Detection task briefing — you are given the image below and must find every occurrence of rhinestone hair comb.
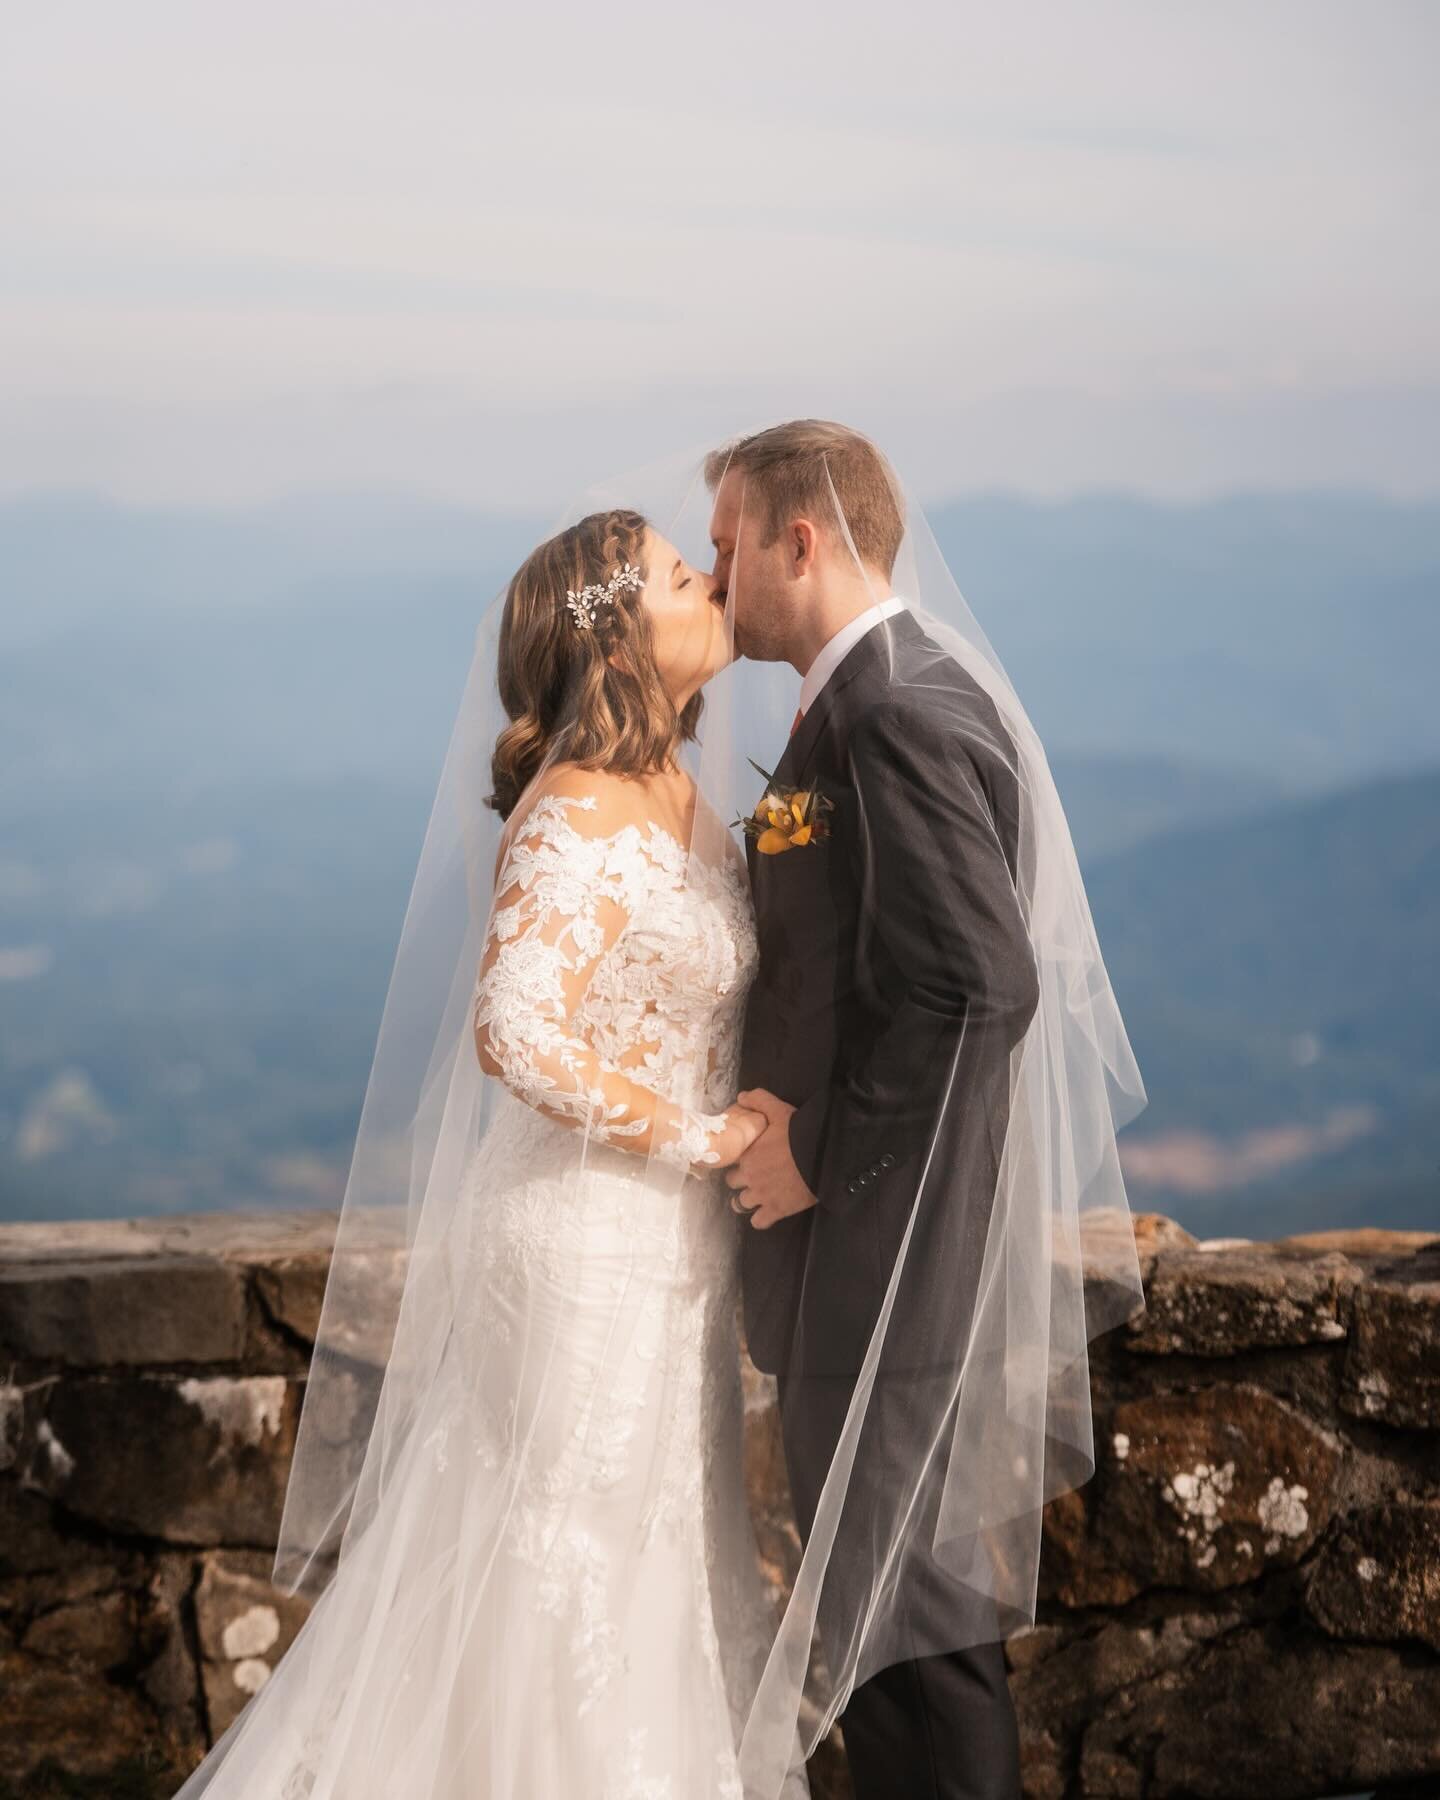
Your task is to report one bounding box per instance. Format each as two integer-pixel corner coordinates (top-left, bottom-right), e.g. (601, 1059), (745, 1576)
(564, 561), (644, 631)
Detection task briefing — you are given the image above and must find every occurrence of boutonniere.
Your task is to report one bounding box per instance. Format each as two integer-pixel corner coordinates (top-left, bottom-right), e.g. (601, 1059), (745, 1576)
(732, 759), (834, 855)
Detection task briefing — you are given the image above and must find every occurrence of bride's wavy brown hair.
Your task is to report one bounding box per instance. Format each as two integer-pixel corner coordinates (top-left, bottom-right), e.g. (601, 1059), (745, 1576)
(488, 509), (704, 819)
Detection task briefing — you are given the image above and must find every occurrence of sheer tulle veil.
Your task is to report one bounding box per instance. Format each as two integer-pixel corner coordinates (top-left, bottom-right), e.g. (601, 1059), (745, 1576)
(264, 421), (1147, 1797)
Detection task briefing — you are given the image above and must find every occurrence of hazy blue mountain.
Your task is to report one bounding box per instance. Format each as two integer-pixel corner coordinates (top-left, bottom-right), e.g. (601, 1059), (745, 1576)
(1, 487), (1436, 1231)
(0, 489), (543, 648)
(927, 490), (1440, 787)
(0, 491), (541, 816)
(1047, 751), (1290, 861)
(3, 489), (1438, 802)
(1084, 765), (1440, 1235)
(0, 773), (428, 1221)
(2, 760), (1434, 1232)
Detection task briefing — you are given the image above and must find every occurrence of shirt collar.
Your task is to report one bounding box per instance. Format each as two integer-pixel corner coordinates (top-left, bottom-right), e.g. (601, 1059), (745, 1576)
(798, 595), (909, 716)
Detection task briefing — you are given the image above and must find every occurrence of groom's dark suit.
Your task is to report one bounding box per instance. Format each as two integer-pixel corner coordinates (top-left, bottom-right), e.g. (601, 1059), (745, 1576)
(739, 607), (1035, 1800)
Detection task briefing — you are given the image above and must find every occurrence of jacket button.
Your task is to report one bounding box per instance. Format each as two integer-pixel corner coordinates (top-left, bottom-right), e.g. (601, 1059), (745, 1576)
(847, 1179), (860, 1194)
(879, 1153), (895, 1169)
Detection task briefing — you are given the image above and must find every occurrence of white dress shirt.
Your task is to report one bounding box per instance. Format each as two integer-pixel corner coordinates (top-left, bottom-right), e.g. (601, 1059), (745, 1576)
(797, 595), (909, 716)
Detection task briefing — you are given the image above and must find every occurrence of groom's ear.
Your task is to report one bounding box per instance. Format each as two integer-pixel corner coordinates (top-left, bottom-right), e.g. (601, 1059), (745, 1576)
(789, 518), (820, 579)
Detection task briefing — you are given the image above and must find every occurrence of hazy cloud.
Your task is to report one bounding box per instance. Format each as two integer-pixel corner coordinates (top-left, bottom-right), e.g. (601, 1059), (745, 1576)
(2, 0), (1436, 504)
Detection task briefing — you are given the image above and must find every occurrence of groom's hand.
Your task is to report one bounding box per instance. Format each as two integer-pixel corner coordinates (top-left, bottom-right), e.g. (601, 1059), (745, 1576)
(724, 1089), (818, 1230)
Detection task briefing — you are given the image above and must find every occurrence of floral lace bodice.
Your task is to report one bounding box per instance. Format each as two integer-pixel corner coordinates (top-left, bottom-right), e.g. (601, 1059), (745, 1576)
(472, 791), (758, 1170)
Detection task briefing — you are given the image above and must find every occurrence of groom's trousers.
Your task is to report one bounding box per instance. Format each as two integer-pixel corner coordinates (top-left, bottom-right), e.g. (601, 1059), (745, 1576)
(775, 1367), (1023, 1800)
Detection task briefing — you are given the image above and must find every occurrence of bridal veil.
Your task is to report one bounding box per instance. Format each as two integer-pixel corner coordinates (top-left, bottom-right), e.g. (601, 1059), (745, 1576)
(266, 423), (1148, 1797)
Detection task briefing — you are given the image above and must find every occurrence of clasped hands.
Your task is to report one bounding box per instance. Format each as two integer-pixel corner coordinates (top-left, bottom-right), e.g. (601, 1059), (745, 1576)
(711, 1089), (818, 1230)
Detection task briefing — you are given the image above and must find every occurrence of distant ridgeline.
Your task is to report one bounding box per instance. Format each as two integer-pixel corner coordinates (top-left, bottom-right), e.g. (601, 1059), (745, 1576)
(2, 763), (1437, 1240)
(3, 489), (1439, 1240)
(0, 1209), (1437, 1799)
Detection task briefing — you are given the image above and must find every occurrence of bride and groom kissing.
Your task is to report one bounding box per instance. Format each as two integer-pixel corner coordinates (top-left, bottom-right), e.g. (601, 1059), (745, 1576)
(176, 417), (1143, 1800)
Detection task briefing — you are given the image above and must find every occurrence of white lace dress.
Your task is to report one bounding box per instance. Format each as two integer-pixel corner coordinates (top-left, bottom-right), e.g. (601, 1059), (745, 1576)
(173, 792), (807, 1800)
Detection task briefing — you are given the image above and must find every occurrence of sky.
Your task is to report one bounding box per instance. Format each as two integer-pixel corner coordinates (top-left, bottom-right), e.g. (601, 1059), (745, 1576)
(2, 0), (1437, 509)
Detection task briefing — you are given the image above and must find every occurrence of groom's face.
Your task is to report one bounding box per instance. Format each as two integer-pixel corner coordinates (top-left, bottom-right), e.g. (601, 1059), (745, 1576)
(708, 470), (792, 664)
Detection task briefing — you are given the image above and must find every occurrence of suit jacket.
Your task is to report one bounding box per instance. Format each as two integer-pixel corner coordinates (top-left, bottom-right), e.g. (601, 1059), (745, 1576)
(739, 608), (1041, 1377)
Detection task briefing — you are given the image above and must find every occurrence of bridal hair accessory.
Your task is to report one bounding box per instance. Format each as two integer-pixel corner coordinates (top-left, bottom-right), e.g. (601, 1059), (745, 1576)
(565, 561), (644, 630)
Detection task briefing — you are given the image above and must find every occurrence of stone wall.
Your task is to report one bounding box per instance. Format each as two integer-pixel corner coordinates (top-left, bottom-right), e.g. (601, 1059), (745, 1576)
(1, 1210), (1437, 1799)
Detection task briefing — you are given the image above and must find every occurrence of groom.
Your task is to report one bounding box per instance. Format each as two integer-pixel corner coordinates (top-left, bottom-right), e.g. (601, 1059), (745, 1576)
(707, 421), (1035, 1800)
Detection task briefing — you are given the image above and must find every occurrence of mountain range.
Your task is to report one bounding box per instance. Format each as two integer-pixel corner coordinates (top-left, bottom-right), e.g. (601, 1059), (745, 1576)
(1, 488), (1435, 1235)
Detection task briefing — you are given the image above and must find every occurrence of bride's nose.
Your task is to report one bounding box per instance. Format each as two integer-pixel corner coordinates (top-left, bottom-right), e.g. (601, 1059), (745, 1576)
(688, 559), (721, 601)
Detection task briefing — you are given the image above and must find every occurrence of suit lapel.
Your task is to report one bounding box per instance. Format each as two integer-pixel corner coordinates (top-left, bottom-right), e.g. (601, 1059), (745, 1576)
(745, 612), (925, 886)
(786, 608), (922, 783)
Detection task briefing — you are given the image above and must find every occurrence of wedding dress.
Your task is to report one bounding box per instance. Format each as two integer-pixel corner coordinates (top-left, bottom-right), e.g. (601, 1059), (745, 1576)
(176, 789), (808, 1800)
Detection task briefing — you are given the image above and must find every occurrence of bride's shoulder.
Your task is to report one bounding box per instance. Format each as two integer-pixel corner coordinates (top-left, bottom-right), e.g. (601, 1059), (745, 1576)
(507, 764), (658, 844)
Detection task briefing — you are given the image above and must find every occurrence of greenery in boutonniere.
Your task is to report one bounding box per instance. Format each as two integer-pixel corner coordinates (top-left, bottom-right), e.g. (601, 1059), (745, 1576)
(732, 759), (834, 855)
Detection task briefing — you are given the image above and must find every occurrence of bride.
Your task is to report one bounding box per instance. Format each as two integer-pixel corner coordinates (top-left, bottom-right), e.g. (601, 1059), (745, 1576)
(172, 504), (809, 1797)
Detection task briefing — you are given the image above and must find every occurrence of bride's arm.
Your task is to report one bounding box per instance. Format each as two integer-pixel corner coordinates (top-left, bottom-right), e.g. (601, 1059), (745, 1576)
(472, 788), (757, 1171)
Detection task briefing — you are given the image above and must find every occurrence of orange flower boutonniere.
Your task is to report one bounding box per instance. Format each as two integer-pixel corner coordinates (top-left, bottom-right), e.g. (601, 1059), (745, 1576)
(733, 759), (834, 855)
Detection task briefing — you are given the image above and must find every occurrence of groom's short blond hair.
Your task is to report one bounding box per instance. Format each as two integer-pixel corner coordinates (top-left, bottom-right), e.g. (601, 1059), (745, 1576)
(704, 419), (905, 578)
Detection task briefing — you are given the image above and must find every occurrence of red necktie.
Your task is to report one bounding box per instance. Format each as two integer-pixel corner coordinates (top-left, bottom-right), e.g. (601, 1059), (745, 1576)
(789, 707), (803, 738)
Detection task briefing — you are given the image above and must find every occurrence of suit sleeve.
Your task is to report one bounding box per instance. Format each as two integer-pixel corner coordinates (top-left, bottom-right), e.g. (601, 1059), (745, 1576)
(786, 698), (1040, 1214)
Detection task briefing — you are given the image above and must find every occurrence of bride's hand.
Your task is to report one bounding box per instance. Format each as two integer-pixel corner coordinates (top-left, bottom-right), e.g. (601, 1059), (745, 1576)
(707, 1105), (768, 1169)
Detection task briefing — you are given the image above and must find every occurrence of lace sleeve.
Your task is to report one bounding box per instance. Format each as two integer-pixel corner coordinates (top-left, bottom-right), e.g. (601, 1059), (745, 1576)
(471, 793), (727, 1171)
